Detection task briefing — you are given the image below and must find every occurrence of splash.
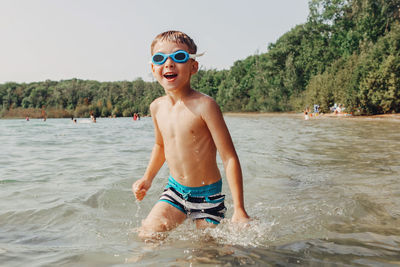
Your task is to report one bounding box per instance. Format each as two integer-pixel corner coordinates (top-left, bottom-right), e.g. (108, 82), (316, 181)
(205, 219), (276, 247)
(166, 218), (276, 247)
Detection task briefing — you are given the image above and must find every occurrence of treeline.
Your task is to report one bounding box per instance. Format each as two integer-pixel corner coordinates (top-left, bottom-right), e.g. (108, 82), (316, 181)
(0, 79), (164, 118)
(1, 0), (399, 118)
(303, 0), (400, 114)
(192, 0), (400, 114)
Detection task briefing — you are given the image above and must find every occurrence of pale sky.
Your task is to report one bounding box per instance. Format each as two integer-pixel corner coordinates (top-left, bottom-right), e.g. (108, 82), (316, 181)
(0, 0), (309, 84)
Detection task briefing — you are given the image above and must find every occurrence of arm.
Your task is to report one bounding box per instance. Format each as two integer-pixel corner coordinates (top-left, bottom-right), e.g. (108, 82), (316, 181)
(202, 99), (250, 222)
(132, 102), (166, 201)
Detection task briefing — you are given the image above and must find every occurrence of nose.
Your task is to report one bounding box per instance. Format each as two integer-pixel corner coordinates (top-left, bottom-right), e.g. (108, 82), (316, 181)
(164, 56), (175, 68)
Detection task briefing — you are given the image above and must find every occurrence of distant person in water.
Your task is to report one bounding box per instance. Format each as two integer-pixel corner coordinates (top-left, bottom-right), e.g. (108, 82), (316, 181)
(313, 104), (320, 116)
(132, 30), (250, 240)
(90, 113), (96, 123)
(133, 113), (138, 121)
(304, 110), (309, 120)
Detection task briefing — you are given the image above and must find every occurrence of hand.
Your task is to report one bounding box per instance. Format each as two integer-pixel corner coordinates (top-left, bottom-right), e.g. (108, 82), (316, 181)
(231, 208), (250, 224)
(132, 178), (152, 201)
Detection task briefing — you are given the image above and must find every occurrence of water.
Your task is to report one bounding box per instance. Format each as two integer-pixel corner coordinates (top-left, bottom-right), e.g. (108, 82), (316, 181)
(1, 115), (400, 266)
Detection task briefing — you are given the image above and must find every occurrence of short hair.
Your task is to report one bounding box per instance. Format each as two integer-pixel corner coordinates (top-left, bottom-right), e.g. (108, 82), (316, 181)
(151, 30), (197, 55)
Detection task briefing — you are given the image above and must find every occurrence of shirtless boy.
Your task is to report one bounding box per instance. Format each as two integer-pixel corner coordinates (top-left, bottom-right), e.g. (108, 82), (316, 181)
(133, 30), (250, 239)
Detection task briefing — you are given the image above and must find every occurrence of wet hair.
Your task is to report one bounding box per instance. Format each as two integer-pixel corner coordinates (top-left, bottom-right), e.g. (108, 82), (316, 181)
(151, 30), (197, 55)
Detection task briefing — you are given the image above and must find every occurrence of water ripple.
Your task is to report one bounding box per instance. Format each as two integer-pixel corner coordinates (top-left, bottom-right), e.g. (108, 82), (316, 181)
(1, 116), (400, 265)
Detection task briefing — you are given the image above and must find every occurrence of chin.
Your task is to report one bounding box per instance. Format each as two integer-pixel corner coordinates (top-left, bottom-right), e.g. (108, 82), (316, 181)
(162, 79), (181, 88)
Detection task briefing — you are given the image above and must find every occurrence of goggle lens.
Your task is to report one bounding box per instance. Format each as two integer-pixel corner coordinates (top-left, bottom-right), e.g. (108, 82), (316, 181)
(173, 51), (187, 61)
(152, 54), (166, 63)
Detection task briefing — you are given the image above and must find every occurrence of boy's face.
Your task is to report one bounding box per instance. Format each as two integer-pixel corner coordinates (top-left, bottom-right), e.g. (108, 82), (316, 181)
(151, 41), (198, 92)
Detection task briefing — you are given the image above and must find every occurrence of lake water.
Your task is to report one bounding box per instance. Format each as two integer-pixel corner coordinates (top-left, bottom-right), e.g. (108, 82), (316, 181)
(1, 115), (400, 266)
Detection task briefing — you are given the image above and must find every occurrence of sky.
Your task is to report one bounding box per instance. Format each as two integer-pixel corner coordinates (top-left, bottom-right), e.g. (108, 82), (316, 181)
(0, 0), (310, 84)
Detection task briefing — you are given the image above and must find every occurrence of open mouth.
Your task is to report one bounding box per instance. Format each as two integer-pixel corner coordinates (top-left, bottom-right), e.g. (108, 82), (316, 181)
(164, 73), (178, 80)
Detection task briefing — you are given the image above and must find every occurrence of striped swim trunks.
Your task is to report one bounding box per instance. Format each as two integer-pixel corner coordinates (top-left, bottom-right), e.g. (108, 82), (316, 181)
(159, 176), (226, 224)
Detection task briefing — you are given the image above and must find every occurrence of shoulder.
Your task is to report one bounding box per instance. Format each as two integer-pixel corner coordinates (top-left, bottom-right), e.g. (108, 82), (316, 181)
(150, 96), (168, 114)
(191, 91), (218, 109)
(201, 93), (220, 111)
(192, 92), (222, 119)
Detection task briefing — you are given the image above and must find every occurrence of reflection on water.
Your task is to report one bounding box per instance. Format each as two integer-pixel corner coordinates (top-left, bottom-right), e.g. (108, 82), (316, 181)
(0, 115), (400, 266)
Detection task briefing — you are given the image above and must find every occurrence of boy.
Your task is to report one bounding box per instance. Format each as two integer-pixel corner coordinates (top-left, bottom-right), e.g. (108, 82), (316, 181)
(133, 30), (249, 239)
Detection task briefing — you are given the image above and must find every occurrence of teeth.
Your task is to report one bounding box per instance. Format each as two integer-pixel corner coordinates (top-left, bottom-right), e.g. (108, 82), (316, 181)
(164, 74), (177, 78)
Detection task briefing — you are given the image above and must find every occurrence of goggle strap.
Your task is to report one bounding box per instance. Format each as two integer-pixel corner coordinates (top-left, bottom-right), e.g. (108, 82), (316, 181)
(189, 52), (205, 59)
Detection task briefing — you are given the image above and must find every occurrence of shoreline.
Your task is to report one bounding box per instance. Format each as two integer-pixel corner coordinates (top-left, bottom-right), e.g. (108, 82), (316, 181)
(224, 112), (400, 121)
(2, 112), (400, 121)
(224, 112), (299, 117)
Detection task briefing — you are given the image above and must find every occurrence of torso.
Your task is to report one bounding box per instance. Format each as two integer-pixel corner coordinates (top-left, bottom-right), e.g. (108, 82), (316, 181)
(153, 91), (221, 187)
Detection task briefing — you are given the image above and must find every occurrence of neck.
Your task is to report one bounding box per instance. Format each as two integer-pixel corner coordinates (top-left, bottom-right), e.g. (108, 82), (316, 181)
(165, 85), (193, 104)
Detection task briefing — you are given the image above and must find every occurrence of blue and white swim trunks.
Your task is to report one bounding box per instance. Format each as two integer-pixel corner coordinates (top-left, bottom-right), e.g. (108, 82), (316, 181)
(159, 176), (226, 224)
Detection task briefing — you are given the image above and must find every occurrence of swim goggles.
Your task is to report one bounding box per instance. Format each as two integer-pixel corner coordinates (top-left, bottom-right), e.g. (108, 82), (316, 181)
(151, 50), (205, 65)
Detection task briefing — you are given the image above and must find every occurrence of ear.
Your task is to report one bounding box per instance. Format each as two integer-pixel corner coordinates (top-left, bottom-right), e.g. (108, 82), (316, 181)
(151, 63), (156, 76)
(191, 60), (199, 75)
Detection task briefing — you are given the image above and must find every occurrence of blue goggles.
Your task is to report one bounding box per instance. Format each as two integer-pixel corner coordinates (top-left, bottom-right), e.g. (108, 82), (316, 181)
(151, 50), (204, 65)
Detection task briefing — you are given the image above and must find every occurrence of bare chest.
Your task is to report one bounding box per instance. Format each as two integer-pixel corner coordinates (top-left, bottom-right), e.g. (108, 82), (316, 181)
(155, 105), (207, 141)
